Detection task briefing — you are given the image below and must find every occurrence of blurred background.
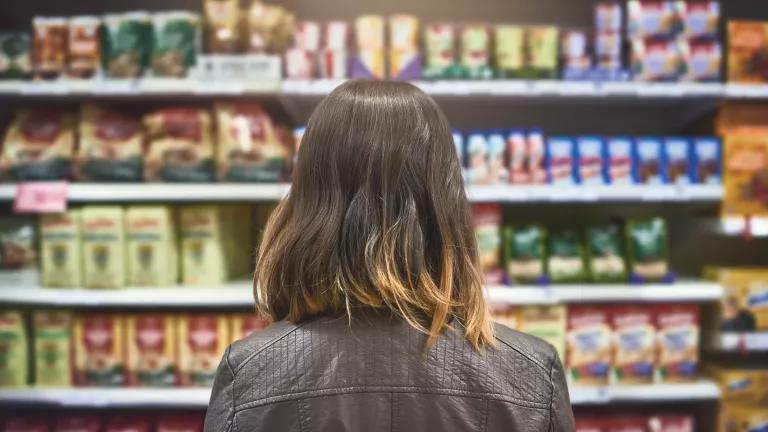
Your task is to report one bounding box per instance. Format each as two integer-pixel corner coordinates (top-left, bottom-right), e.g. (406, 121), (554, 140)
(0, 0), (767, 431)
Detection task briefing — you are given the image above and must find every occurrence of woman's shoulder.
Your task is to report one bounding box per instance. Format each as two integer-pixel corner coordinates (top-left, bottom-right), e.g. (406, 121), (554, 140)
(491, 322), (560, 374)
(227, 320), (302, 373)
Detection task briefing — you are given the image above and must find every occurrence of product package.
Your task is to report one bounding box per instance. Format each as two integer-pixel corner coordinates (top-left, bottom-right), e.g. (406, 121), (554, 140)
(708, 365), (768, 404)
(230, 314), (271, 342)
(0, 33), (32, 79)
(103, 415), (151, 432)
(319, 21), (350, 79)
(156, 413), (205, 432)
(503, 226), (547, 284)
(74, 313), (126, 386)
(486, 130), (508, 184)
(610, 306), (655, 384)
(40, 210), (82, 288)
(525, 26), (559, 79)
(719, 403), (768, 432)
(628, 1), (683, 38)
(494, 25), (524, 78)
(78, 105), (144, 182)
(0, 218), (37, 272)
(631, 37), (685, 82)
(492, 306), (519, 330)
(460, 24), (493, 79)
(626, 218), (670, 282)
(665, 137), (692, 185)
(577, 136), (605, 185)
(68, 16), (101, 78)
(352, 15), (385, 79)
(144, 108), (215, 182)
(464, 132), (489, 184)
(566, 306), (612, 385)
(126, 313), (177, 387)
(55, 414), (102, 432)
(717, 268), (768, 332)
(33, 310), (72, 387)
(548, 230), (588, 283)
(595, 2), (623, 33)
(587, 224), (626, 282)
(284, 22), (319, 79)
(32, 16), (67, 79)
(528, 129), (547, 184)
(728, 21), (768, 84)
(388, 15), (421, 80)
(561, 30), (591, 80)
(0, 310), (28, 388)
(472, 204), (503, 284)
(508, 129), (530, 184)
(178, 314), (229, 387)
(603, 137), (634, 184)
(82, 206), (126, 289)
(692, 137), (721, 184)
(682, 1), (720, 39)
(633, 137), (667, 184)
(150, 11), (200, 77)
(101, 12), (151, 78)
(424, 23), (457, 79)
(1, 109), (75, 181)
(203, 0), (242, 54)
(655, 304), (699, 382)
(546, 137), (577, 185)
(518, 306), (567, 361)
(680, 39), (721, 82)
(246, 2), (294, 54)
(126, 206), (178, 287)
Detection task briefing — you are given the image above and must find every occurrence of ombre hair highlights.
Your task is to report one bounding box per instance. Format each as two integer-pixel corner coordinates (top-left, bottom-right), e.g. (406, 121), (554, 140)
(254, 80), (494, 348)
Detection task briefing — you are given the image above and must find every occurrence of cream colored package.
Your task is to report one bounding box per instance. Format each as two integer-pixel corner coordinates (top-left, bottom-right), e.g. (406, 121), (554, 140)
(40, 210), (82, 287)
(82, 206), (126, 288)
(33, 310), (72, 387)
(126, 313), (177, 387)
(126, 206), (178, 286)
(73, 313), (125, 386)
(178, 313), (229, 386)
(0, 310), (27, 387)
(518, 306), (566, 362)
(180, 206), (227, 285)
(492, 306), (519, 330)
(230, 313), (271, 342)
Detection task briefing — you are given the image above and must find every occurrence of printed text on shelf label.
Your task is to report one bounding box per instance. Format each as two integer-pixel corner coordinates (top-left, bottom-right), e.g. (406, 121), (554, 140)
(14, 182), (69, 213)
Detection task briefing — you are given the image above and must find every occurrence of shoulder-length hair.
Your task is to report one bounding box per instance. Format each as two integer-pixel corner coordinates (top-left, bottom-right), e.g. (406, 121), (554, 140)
(254, 79), (493, 348)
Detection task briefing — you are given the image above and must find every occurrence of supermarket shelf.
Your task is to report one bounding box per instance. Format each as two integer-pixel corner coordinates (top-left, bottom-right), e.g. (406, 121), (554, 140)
(0, 382), (720, 407)
(713, 332), (768, 352)
(465, 184), (723, 202)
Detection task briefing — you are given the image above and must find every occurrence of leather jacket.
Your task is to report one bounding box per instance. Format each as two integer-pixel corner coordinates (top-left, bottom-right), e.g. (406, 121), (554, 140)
(204, 313), (575, 432)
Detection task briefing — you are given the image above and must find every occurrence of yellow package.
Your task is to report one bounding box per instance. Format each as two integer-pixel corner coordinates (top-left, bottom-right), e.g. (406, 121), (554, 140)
(177, 313), (229, 387)
(0, 310), (27, 387)
(180, 206), (229, 285)
(73, 313), (125, 386)
(126, 313), (177, 387)
(33, 310), (72, 387)
(230, 313), (271, 342)
(126, 206), (178, 286)
(355, 15), (385, 78)
(718, 268), (768, 331)
(719, 402), (768, 432)
(518, 306), (566, 362)
(40, 210), (82, 288)
(709, 365), (768, 404)
(0, 109), (75, 181)
(492, 306), (519, 331)
(82, 206), (126, 289)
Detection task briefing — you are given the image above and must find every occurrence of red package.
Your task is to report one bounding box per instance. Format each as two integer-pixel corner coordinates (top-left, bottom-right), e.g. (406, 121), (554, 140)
(605, 416), (650, 432)
(54, 413), (101, 432)
(471, 204), (503, 284)
(104, 415), (152, 432)
(5, 417), (51, 432)
(566, 306), (612, 385)
(156, 413), (205, 432)
(507, 130), (529, 184)
(610, 306), (655, 384)
(648, 415), (694, 432)
(655, 304), (700, 382)
(576, 417), (606, 432)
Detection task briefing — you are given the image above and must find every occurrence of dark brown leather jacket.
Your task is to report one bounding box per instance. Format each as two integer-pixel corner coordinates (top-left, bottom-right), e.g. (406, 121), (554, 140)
(204, 313), (575, 432)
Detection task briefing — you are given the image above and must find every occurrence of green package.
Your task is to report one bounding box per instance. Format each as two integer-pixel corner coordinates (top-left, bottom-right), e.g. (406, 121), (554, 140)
(0, 310), (28, 388)
(548, 229), (587, 283)
(102, 12), (151, 78)
(626, 218), (669, 282)
(503, 226), (546, 284)
(460, 25), (493, 79)
(525, 26), (559, 78)
(587, 224), (626, 282)
(494, 25), (524, 78)
(0, 33), (31, 79)
(33, 310), (72, 387)
(150, 11), (200, 77)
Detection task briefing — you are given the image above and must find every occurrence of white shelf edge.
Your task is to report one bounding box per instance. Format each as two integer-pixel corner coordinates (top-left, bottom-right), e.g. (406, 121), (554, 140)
(713, 332), (768, 352)
(569, 381), (721, 404)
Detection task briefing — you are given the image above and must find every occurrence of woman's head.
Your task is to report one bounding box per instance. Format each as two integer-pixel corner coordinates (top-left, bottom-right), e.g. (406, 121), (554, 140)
(255, 80), (493, 348)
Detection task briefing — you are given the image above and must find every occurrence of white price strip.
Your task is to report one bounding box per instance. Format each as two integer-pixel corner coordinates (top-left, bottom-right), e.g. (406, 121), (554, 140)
(19, 82), (69, 95)
(91, 80), (138, 94)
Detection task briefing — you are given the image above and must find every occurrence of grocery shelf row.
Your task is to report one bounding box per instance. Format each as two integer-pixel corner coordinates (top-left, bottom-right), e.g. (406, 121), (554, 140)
(0, 183), (723, 203)
(0, 382), (722, 408)
(714, 332), (768, 352)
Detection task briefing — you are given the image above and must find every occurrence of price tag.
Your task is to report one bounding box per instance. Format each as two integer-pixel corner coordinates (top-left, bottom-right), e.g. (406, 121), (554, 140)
(14, 182), (68, 213)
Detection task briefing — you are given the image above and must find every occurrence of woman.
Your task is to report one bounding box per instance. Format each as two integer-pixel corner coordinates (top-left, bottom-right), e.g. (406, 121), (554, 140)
(205, 80), (575, 432)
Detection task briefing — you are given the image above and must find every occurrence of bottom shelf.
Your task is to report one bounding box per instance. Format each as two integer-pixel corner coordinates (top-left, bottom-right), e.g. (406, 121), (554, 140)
(0, 382), (721, 408)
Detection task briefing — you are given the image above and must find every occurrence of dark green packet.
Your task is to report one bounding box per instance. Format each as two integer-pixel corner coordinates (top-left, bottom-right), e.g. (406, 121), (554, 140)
(503, 226), (547, 284)
(587, 224), (627, 282)
(548, 229), (588, 283)
(626, 218), (671, 283)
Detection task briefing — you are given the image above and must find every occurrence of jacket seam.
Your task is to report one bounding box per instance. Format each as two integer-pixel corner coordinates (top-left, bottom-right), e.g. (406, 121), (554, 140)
(296, 399), (304, 432)
(389, 392), (395, 432)
(548, 355), (555, 432)
(223, 346), (236, 432)
(232, 322), (306, 375)
(493, 335), (550, 374)
(480, 398), (489, 432)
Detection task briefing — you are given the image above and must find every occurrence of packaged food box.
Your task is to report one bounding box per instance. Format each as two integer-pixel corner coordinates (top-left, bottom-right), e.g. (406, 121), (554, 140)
(648, 415), (694, 432)
(566, 306), (612, 385)
(548, 230), (587, 283)
(526, 26), (559, 79)
(631, 37), (684, 82)
(472, 204), (503, 284)
(492, 306), (519, 330)
(494, 25), (524, 78)
(452, 130), (464, 170)
(4, 417), (50, 432)
(561, 30), (591, 80)
(230, 314), (271, 342)
(77, 105), (143, 182)
(40, 210), (82, 288)
(1, 109), (75, 181)
(203, 0), (242, 54)
(246, 2), (294, 54)
(719, 403), (768, 432)
(587, 224), (626, 282)
(180, 206), (227, 285)
(55, 413), (102, 432)
(465, 132), (489, 184)
(0, 33), (32, 79)
(82, 206), (126, 289)
(215, 103), (292, 182)
(692, 137), (721, 184)
(628, 1), (683, 38)
(324, 20), (350, 51)
(144, 108), (214, 182)
(67, 16), (101, 78)
(728, 21), (768, 84)
(461, 24), (493, 79)
(32, 16), (67, 79)
(318, 47), (348, 79)
(633, 137), (667, 184)
(595, 31), (622, 71)
(126, 206), (178, 287)
(610, 306), (655, 384)
(577, 136), (605, 185)
(518, 306), (566, 361)
(104, 415), (151, 432)
(681, 39), (721, 82)
(353, 15), (385, 79)
(150, 11), (200, 77)
(708, 366), (768, 404)
(546, 137), (577, 185)
(655, 304), (699, 382)
(604, 137), (634, 184)
(626, 218), (670, 282)
(424, 23), (456, 79)
(503, 225), (547, 284)
(73, 313), (125, 386)
(33, 310), (72, 387)
(178, 313), (229, 387)
(682, 0), (720, 39)
(486, 130), (508, 184)
(717, 268), (768, 332)
(156, 413), (205, 432)
(0, 310), (27, 387)
(388, 15), (420, 79)
(126, 313), (177, 387)
(284, 48), (316, 79)
(665, 137), (692, 185)
(595, 2), (623, 33)
(0, 218), (37, 273)
(102, 12), (151, 79)
(528, 129), (547, 184)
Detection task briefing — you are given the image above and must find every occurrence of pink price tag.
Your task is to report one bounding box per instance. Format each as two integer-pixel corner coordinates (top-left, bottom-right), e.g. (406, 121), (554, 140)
(13, 182), (69, 213)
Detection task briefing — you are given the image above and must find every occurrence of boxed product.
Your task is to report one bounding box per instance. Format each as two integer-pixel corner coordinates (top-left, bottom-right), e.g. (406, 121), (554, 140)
(126, 313), (177, 387)
(692, 137), (721, 184)
(492, 306), (519, 330)
(528, 129), (547, 184)
(126, 206), (178, 287)
(626, 218), (670, 282)
(3, 417), (49, 432)
(144, 108), (215, 182)
(603, 137), (634, 184)
(665, 137), (692, 185)
(230, 314), (271, 342)
(40, 210), (82, 288)
(728, 21), (768, 84)
(518, 306), (566, 360)
(0, 218), (37, 272)
(82, 206), (126, 289)
(708, 365), (768, 404)
(595, 32), (623, 75)
(682, 0), (720, 39)
(0, 310), (27, 388)
(1, 109), (75, 181)
(525, 26), (559, 79)
(178, 313), (229, 387)
(655, 304), (699, 382)
(284, 47), (316, 79)
(719, 403), (768, 432)
(595, 2), (623, 33)
(460, 24), (493, 79)
(388, 15), (420, 80)
(203, 0), (242, 54)
(633, 137), (667, 184)
(503, 225), (547, 284)
(32, 16), (67, 79)
(610, 306), (655, 384)
(74, 313), (126, 386)
(453, 130), (464, 169)
(103, 415), (152, 432)
(681, 39), (721, 82)
(465, 132), (489, 184)
(566, 306), (612, 385)
(320, 21), (349, 79)
(576, 136), (605, 185)
(546, 137), (577, 185)
(156, 413), (205, 432)
(494, 25), (524, 78)
(214, 103), (291, 182)
(587, 224), (626, 282)
(180, 206), (227, 285)
(717, 268), (768, 332)
(353, 15), (385, 79)
(424, 23), (457, 79)
(561, 30), (591, 80)
(628, 1), (683, 38)
(67, 16), (101, 78)
(102, 12), (150, 78)
(486, 130), (508, 184)
(631, 37), (685, 82)
(78, 105), (144, 182)
(55, 413), (102, 432)
(0, 33), (32, 79)
(548, 230), (587, 283)
(33, 310), (72, 387)
(649, 415), (694, 432)
(150, 11), (200, 77)
(472, 204), (503, 284)
(246, 2), (294, 54)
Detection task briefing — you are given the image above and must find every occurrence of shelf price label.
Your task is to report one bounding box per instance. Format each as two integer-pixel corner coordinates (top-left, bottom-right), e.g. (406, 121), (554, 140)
(13, 182), (69, 213)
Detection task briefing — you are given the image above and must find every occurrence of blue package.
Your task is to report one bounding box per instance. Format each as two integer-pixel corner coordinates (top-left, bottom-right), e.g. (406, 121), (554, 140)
(604, 137), (635, 184)
(664, 137), (692, 185)
(576, 136), (606, 185)
(633, 137), (667, 184)
(692, 137), (722, 184)
(465, 131), (488, 185)
(486, 129), (508, 184)
(546, 136), (577, 185)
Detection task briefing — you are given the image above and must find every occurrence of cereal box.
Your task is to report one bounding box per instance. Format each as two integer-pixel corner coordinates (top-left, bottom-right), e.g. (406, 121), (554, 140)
(665, 137), (692, 185)
(230, 314), (271, 342)
(32, 17), (67, 79)
(655, 304), (699, 382)
(719, 403), (768, 432)
(40, 210), (82, 288)
(67, 16), (101, 79)
(126, 206), (178, 287)
(708, 365), (768, 404)
(82, 206), (126, 289)
(546, 137), (577, 185)
(610, 306), (655, 384)
(566, 306), (612, 385)
(472, 204), (503, 285)
(577, 136), (605, 185)
(102, 12), (150, 78)
(631, 37), (685, 82)
(633, 137), (667, 184)
(503, 225), (547, 284)
(33, 310), (72, 387)
(681, 39), (721, 82)
(682, 0), (719, 39)
(144, 108), (215, 182)
(519, 306), (567, 361)
(728, 21), (768, 84)
(353, 15), (385, 79)
(717, 268), (768, 332)
(388, 15), (420, 79)
(0, 310), (27, 387)
(692, 137), (721, 184)
(526, 26), (559, 79)
(604, 137), (634, 184)
(180, 206), (227, 285)
(149, 11), (200, 78)
(595, 2), (623, 33)
(178, 314), (229, 387)
(0, 33), (32, 79)
(126, 313), (177, 387)
(73, 313), (126, 386)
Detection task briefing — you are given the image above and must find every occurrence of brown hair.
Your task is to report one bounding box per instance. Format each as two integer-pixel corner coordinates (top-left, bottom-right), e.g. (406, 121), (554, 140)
(254, 80), (494, 348)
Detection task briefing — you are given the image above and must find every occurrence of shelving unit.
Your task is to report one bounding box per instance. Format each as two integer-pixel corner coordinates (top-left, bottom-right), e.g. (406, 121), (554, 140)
(713, 332), (768, 352)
